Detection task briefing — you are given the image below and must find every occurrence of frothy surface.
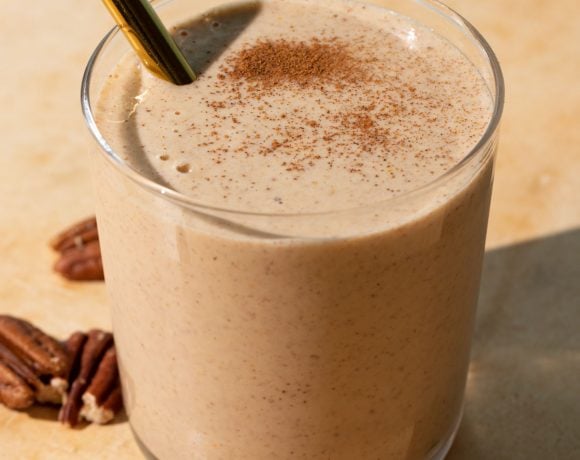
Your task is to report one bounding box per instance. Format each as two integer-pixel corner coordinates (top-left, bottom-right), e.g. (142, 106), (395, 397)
(97, 0), (492, 213)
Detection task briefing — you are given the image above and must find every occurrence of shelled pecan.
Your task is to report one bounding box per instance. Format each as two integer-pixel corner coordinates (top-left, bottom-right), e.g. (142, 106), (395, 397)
(50, 217), (99, 252)
(0, 316), (123, 427)
(63, 331), (88, 383)
(80, 345), (123, 424)
(59, 330), (123, 427)
(0, 315), (69, 409)
(0, 361), (36, 410)
(51, 216), (104, 281)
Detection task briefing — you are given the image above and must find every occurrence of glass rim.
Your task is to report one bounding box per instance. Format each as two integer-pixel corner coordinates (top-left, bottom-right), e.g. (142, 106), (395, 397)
(81, 0), (505, 218)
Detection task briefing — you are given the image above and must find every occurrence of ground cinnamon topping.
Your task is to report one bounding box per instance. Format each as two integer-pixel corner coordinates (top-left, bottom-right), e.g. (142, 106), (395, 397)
(212, 36), (387, 169)
(202, 34), (426, 184)
(222, 38), (364, 88)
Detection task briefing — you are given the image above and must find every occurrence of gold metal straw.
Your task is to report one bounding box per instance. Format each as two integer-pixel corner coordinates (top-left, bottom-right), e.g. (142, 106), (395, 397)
(102, 0), (196, 85)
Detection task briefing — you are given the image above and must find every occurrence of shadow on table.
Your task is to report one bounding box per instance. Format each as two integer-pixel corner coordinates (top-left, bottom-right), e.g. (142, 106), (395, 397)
(24, 405), (128, 427)
(448, 228), (580, 460)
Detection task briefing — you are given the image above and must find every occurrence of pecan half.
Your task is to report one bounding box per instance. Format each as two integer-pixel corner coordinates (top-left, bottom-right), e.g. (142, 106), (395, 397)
(51, 217), (99, 252)
(0, 342), (64, 404)
(0, 316), (69, 408)
(0, 361), (35, 410)
(63, 331), (88, 384)
(54, 240), (104, 281)
(51, 217), (104, 281)
(0, 316), (68, 380)
(81, 385), (123, 425)
(59, 330), (114, 427)
(80, 346), (123, 424)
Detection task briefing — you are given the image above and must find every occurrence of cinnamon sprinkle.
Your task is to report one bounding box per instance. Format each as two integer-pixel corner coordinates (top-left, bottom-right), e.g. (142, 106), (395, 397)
(222, 38), (365, 88)
(213, 36), (389, 168)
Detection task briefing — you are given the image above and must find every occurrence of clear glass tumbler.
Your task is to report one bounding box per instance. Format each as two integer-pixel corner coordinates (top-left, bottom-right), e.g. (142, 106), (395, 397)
(82, 0), (503, 458)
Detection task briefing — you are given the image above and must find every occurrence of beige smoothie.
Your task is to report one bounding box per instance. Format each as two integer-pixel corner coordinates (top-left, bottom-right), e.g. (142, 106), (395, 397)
(90, 0), (497, 458)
